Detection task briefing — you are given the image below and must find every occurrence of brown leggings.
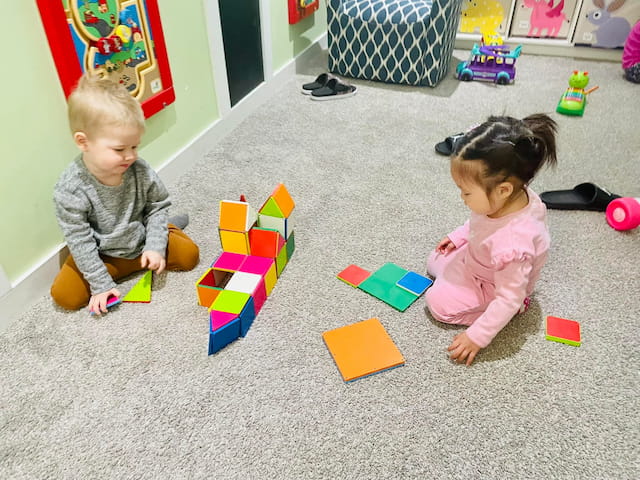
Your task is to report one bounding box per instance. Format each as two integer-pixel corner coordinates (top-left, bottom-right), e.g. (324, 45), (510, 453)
(50, 225), (199, 310)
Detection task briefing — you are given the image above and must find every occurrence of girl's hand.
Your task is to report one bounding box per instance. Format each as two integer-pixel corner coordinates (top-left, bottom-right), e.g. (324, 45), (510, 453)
(436, 236), (456, 255)
(88, 288), (121, 316)
(447, 332), (481, 366)
(141, 250), (166, 274)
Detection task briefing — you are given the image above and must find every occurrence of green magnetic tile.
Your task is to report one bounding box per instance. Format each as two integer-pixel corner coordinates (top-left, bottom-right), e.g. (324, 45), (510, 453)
(260, 197), (284, 218)
(546, 335), (581, 347)
(372, 263), (409, 283)
(210, 290), (250, 314)
(286, 231), (295, 259)
(358, 275), (418, 312)
(276, 247), (288, 276)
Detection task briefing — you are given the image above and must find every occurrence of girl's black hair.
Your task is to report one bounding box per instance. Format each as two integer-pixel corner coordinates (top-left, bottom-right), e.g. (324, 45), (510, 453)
(453, 114), (558, 190)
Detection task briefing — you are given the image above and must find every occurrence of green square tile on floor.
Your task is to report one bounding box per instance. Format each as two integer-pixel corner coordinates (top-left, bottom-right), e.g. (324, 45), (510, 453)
(372, 262), (408, 283)
(358, 263), (419, 312)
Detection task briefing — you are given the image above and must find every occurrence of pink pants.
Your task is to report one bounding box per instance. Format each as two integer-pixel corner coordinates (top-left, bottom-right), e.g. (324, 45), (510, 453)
(424, 245), (494, 326)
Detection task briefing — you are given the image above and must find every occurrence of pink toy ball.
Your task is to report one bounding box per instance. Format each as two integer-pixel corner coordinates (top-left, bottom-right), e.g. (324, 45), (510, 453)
(606, 197), (640, 231)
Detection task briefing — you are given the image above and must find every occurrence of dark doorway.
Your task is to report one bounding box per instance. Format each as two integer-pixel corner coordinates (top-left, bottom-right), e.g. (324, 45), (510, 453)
(218, 0), (264, 107)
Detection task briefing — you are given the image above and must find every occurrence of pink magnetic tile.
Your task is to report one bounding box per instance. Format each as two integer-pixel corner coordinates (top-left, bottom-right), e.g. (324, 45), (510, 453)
(210, 310), (239, 331)
(239, 255), (276, 276)
(212, 252), (247, 271)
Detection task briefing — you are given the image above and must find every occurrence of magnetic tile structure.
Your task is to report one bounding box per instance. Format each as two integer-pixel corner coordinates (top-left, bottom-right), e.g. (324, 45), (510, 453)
(337, 262), (433, 311)
(196, 184), (296, 355)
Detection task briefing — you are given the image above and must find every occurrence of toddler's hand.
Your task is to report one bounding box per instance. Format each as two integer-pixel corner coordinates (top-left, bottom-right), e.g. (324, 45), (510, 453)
(88, 288), (121, 316)
(447, 332), (481, 366)
(436, 236), (456, 255)
(141, 250), (166, 274)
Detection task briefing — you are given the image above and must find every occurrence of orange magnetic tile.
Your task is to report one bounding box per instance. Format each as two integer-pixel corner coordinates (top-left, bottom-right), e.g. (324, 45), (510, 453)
(322, 318), (405, 382)
(197, 285), (222, 308)
(271, 184), (295, 217)
(219, 201), (255, 232)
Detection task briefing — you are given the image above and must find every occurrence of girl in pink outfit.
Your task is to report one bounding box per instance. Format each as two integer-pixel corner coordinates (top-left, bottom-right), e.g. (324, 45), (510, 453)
(622, 21), (640, 84)
(425, 114), (558, 366)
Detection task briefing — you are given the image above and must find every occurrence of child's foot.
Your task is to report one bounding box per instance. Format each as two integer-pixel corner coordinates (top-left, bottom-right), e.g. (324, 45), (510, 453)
(518, 297), (531, 314)
(169, 214), (189, 230)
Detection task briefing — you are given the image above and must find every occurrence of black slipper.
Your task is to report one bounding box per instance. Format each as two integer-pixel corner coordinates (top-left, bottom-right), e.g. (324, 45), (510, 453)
(310, 78), (357, 101)
(540, 183), (621, 211)
(435, 132), (465, 156)
(302, 73), (335, 95)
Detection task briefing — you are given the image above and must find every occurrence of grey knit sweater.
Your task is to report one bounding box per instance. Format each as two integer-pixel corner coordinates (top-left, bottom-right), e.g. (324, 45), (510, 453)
(53, 156), (171, 294)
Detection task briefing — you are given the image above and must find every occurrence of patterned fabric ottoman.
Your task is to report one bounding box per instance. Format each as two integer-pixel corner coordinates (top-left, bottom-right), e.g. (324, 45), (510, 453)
(327, 0), (463, 86)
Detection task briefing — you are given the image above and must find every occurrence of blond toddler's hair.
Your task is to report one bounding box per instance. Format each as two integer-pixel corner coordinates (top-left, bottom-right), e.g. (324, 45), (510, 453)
(68, 73), (145, 136)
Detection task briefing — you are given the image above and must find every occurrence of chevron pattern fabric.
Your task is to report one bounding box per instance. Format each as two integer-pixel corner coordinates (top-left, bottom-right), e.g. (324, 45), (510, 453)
(327, 0), (463, 86)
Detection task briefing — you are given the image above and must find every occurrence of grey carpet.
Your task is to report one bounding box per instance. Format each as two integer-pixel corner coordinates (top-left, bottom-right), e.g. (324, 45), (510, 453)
(1, 50), (639, 479)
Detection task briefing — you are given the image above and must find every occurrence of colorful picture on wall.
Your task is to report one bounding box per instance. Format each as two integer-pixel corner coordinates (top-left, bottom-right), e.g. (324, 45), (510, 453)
(288, 0), (319, 25)
(37, 0), (175, 118)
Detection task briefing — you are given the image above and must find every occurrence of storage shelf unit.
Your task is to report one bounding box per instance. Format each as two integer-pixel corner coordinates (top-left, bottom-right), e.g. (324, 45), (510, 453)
(454, 0), (638, 62)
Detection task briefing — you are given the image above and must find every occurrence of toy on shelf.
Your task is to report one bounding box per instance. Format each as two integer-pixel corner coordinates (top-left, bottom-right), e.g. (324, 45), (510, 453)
(323, 318), (405, 382)
(585, 0), (632, 49)
(545, 316), (581, 347)
(518, 0), (570, 39)
(196, 184), (296, 355)
(458, 0), (507, 37)
(556, 70), (599, 116)
(337, 263), (433, 312)
(606, 197), (640, 231)
(456, 39), (522, 85)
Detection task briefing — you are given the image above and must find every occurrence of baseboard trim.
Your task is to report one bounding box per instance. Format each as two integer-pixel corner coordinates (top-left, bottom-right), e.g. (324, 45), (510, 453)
(0, 32), (327, 333)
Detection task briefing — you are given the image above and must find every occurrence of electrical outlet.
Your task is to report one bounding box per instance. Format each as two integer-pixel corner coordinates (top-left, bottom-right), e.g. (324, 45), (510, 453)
(0, 264), (10, 297)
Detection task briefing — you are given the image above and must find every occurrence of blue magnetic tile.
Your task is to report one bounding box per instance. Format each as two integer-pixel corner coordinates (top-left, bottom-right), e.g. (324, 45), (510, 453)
(208, 318), (241, 355)
(239, 296), (256, 337)
(397, 271), (433, 296)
